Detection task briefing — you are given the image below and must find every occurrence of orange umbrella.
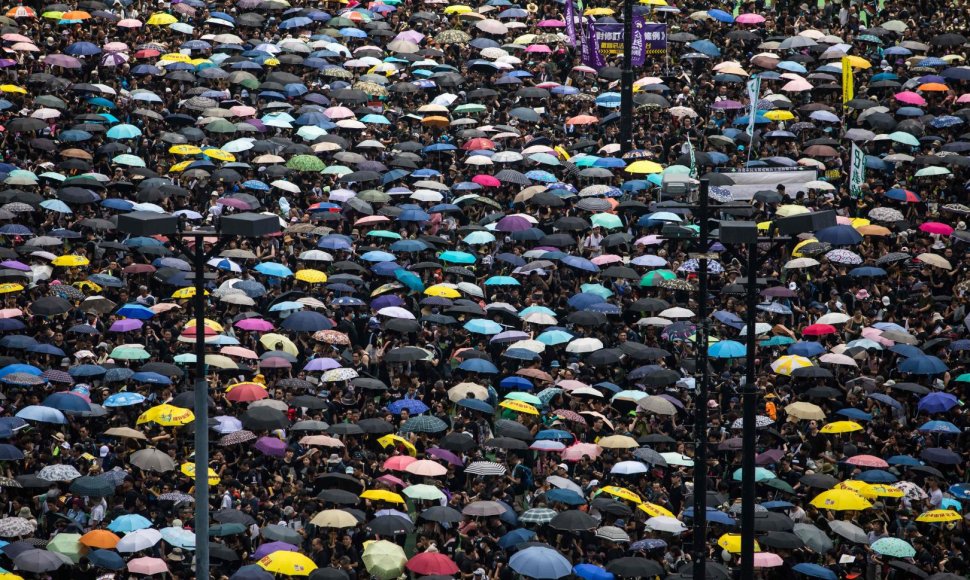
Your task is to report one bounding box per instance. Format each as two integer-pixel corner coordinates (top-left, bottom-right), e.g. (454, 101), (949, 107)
(62, 10), (91, 19)
(918, 83), (948, 92)
(857, 225), (892, 236)
(421, 116), (450, 127)
(80, 530), (120, 549)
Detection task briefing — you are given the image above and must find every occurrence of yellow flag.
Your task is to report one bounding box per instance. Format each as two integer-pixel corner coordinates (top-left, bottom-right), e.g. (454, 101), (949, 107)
(842, 56), (853, 106)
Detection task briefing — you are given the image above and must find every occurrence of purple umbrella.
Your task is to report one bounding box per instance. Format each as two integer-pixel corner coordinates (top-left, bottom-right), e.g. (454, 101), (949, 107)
(254, 436), (287, 457)
(495, 215), (533, 232)
(252, 542), (298, 560)
(0, 260), (30, 272)
(109, 319), (143, 333)
(303, 358), (341, 372)
(711, 100), (744, 110)
(44, 54), (82, 69)
(427, 447), (463, 466)
(371, 295), (404, 309)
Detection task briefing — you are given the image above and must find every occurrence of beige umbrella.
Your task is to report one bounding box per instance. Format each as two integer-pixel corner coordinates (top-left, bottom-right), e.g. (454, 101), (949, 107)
(104, 427), (147, 440)
(310, 509), (358, 528)
(448, 383), (489, 402)
(820, 353), (858, 367)
(597, 435), (638, 449)
(784, 258), (820, 269)
(204, 354), (238, 369)
(916, 252), (951, 270)
(637, 396), (678, 416)
(785, 402), (827, 421)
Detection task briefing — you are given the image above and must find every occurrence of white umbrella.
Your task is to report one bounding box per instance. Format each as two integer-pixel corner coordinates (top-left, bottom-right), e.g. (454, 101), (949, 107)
(819, 353), (858, 367)
(646, 516), (688, 533)
(116, 529), (163, 553)
(659, 307), (694, 318)
(566, 338), (603, 353)
(816, 313), (850, 325)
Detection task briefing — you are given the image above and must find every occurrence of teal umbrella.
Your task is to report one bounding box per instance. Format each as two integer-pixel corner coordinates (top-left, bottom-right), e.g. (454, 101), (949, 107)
(394, 269), (424, 292)
(485, 276), (519, 286)
(439, 250), (477, 264)
(870, 537), (915, 558)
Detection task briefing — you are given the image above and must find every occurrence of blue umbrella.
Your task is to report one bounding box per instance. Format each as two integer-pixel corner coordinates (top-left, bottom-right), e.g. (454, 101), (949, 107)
(535, 429), (573, 441)
(105, 124), (142, 139)
(231, 566), (273, 580)
(898, 355), (948, 375)
(42, 393), (91, 413)
(917, 420), (960, 434)
(439, 250), (477, 264)
(387, 399), (429, 414)
(104, 392), (146, 407)
(546, 489), (586, 505)
(464, 319), (503, 335)
(15, 405), (66, 424)
(708, 340), (746, 359)
(537, 330), (573, 345)
(131, 371), (171, 385)
(792, 563), (837, 580)
(394, 269), (425, 292)
(854, 469), (897, 483)
(280, 311), (332, 332)
(867, 393), (902, 409)
(849, 266), (887, 277)
(116, 303), (156, 320)
(254, 262), (294, 278)
(949, 483), (970, 500)
(918, 392), (959, 413)
(510, 547), (572, 580)
(107, 513), (153, 533)
(457, 399), (494, 414)
(87, 549), (125, 570)
(0, 364), (42, 377)
(836, 408), (873, 421)
(361, 250), (397, 262)
(458, 359), (499, 374)
(568, 293), (606, 309)
(814, 225), (863, 245)
(890, 344), (923, 358)
(707, 8), (734, 22)
(788, 341), (826, 357)
(68, 364), (106, 378)
(499, 376), (533, 390)
(887, 455), (921, 466)
(689, 39), (720, 56)
(499, 528), (536, 550)
(104, 368), (135, 383)
(683, 507), (735, 526)
(574, 564), (614, 580)
(561, 255), (600, 272)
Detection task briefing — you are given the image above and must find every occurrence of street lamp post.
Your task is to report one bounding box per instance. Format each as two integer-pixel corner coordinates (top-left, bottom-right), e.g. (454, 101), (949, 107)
(620, 0), (634, 153)
(118, 211), (280, 580)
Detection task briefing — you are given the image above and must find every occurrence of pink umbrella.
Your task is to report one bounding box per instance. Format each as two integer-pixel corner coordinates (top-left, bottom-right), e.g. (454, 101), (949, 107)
(117, 18), (142, 27)
(561, 442), (603, 461)
(324, 106), (355, 119)
(753, 553), (783, 568)
(103, 42), (128, 52)
(230, 105), (257, 117)
(861, 327), (895, 346)
(537, 19), (566, 27)
(405, 459), (448, 477)
(781, 79), (813, 92)
(591, 254), (623, 265)
(525, 44), (552, 53)
(959, 94), (970, 103)
(394, 30), (425, 43)
(384, 455), (417, 471)
(736, 13), (766, 23)
(472, 174), (501, 187)
(377, 474), (406, 488)
(221, 346), (259, 359)
(128, 557), (169, 575)
(919, 221), (954, 235)
(844, 454), (889, 468)
(895, 91), (926, 105)
(234, 318), (275, 332)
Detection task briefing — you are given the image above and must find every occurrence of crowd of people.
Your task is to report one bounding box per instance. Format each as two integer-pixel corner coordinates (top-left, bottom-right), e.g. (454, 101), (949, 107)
(0, 0), (964, 580)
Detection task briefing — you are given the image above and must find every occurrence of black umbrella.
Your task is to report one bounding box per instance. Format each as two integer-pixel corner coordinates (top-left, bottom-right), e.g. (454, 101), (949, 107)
(316, 489), (360, 505)
(366, 515), (414, 535)
(549, 510), (598, 531)
(213, 509), (257, 526)
(800, 473), (838, 488)
(484, 437), (529, 450)
(241, 407), (290, 431)
(315, 473), (365, 495)
(30, 296), (73, 316)
(357, 418), (395, 434)
(419, 506), (463, 523)
(309, 569), (350, 580)
(758, 531), (804, 549)
(438, 432), (477, 452)
(494, 419), (534, 441)
(607, 557), (665, 578)
(68, 476), (114, 497)
(328, 423), (365, 436)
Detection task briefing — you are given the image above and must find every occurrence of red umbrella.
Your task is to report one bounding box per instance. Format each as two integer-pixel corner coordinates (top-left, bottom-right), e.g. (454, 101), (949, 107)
(406, 553), (460, 576)
(472, 174), (500, 187)
(803, 323), (837, 336)
(462, 138), (495, 150)
(226, 383), (268, 403)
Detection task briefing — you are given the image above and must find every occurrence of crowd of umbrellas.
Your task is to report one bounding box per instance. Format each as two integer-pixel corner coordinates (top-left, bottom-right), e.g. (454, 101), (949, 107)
(0, 0), (964, 580)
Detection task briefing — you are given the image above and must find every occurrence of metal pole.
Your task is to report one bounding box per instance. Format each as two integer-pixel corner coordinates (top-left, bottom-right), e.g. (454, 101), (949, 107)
(740, 244), (758, 579)
(619, 0), (634, 153)
(192, 234), (210, 580)
(692, 179), (709, 580)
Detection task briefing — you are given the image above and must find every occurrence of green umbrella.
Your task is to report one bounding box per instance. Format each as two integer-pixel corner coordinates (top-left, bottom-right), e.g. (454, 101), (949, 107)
(580, 283), (613, 298)
(47, 533), (85, 563)
(358, 189), (391, 203)
(366, 230), (402, 240)
(402, 484), (445, 501)
(205, 119), (237, 134)
(591, 213), (623, 229)
(322, 165), (351, 175)
(110, 346), (151, 360)
(763, 478), (796, 494)
(112, 154), (146, 167)
(870, 537), (915, 558)
(454, 103), (486, 114)
(362, 540), (407, 580)
(286, 154), (326, 172)
(505, 392), (543, 406)
(640, 269), (676, 287)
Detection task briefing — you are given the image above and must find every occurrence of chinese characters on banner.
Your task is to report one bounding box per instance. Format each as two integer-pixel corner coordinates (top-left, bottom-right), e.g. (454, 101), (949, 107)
(580, 17), (666, 69)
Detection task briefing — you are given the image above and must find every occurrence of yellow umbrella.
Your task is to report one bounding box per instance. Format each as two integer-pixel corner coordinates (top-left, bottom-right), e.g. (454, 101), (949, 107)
(259, 333), (299, 356)
(443, 4), (472, 13)
(74, 280), (101, 292)
(360, 489), (405, 504)
(598, 485), (642, 504)
(295, 269), (328, 284)
(172, 287), (207, 299)
(203, 149), (235, 162)
(159, 52), (190, 63)
(584, 7), (614, 15)
(52, 255), (89, 267)
(792, 238), (819, 257)
(498, 399), (539, 415)
(168, 160), (193, 173)
(820, 420), (862, 434)
(717, 533), (761, 554)
(424, 285), (461, 298)
(136, 404), (194, 427)
(371, 282), (403, 297)
(764, 110), (794, 121)
(916, 509), (961, 523)
(257, 551), (318, 576)
(809, 489), (872, 511)
(377, 434), (417, 456)
(184, 318), (225, 332)
(862, 484), (904, 498)
(625, 160), (663, 174)
(146, 12), (178, 25)
(180, 463), (220, 485)
(843, 55), (871, 69)
(637, 502), (674, 518)
(757, 221), (772, 231)
(169, 144), (202, 155)
(0, 283), (24, 294)
(785, 402), (826, 421)
(770, 355), (813, 376)
(0, 85), (27, 94)
(850, 218), (871, 228)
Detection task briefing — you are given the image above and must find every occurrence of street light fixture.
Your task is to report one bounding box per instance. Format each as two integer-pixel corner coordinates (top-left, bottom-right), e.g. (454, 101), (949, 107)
(118, 211), (280, 580)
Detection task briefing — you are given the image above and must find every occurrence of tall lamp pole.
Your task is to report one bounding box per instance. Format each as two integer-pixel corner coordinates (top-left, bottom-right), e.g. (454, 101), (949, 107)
(619, 0), (634, 153)
(691, 181), (710, 580)
(118, 211), (280, 580)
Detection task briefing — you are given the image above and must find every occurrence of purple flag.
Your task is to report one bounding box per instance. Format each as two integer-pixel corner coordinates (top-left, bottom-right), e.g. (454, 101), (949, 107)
(565, 0), (576, 46)
(580, 16), (664, 69)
